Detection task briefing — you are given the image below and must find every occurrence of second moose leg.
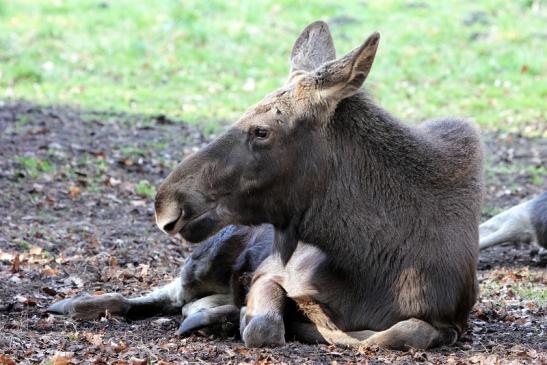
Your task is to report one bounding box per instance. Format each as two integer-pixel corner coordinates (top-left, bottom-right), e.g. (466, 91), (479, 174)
(47, 277), (185, 320)
(177, 294), (238, 336)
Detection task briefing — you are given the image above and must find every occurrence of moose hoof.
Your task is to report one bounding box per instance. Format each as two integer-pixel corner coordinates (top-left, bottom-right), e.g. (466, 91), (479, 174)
(241, 314), (286, 348)
(177, 310), (208, 336)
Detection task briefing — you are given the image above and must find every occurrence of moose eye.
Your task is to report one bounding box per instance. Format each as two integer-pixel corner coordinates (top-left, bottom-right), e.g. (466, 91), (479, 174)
(252, 127), (269, 139)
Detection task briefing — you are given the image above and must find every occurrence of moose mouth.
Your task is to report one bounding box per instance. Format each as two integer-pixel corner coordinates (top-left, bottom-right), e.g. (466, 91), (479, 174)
(179, 210), (223, 243)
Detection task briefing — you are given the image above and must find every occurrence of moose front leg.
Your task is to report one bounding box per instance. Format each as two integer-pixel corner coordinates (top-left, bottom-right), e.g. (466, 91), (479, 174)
(240, 275), (286, 347)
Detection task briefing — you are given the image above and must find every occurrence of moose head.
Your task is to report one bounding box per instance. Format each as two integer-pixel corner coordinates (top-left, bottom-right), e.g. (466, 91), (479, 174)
(155, 21), (380, 251)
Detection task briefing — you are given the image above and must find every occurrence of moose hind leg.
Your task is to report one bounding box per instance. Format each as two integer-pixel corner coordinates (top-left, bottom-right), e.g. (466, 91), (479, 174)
(47, 293), (131, 320)
(363, 318), (458, 350)
(288, 322), (376, 346)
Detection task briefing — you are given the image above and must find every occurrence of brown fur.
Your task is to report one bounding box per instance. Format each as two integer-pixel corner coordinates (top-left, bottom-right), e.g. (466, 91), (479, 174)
(154, 21), (484, 349)
(156, 21), (484, 349)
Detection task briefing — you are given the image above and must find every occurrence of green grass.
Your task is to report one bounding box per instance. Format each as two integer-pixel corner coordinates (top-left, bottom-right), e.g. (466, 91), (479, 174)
(0, 0), (545, 134)
(16, 156), (54, 178)
(135, 179), (157, 199)
(17, 239), (30, 251)
(527, 166), (546, 186)
(514, 287), (547, 308)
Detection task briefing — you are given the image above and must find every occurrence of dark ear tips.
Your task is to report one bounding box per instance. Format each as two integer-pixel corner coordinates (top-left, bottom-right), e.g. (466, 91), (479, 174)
(366, 32), (381, 46)
(300, 20), (329, 31)
(309, 20), (330, 30)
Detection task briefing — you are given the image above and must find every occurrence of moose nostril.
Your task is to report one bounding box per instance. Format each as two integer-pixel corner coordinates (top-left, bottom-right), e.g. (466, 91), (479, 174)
(161, 208), (183, 233)
(182, 205), (192, 220)
(163, 219), (178, 233)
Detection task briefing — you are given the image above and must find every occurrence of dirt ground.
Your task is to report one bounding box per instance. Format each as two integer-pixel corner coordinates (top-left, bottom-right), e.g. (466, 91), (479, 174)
(0, 101), (545, 364)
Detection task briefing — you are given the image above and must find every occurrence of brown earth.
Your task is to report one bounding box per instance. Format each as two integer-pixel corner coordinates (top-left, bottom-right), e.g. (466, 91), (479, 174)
(0, 101), (545, 364)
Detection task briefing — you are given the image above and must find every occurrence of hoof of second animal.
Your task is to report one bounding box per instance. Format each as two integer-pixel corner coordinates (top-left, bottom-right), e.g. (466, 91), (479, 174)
(176, 310), (208, 336)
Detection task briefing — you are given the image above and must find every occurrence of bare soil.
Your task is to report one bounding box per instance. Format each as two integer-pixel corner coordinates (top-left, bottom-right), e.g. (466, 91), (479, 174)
(0, 101), (545, 364)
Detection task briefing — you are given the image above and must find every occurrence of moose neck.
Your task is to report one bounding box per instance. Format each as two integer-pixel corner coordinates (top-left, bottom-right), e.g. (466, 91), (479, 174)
(298, 93), (429, 276)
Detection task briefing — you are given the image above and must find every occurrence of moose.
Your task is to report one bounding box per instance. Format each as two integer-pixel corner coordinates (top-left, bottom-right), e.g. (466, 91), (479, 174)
(48, 21), (546, 349)
(48, 195), (546, 342)
(152, 20), (485, 350)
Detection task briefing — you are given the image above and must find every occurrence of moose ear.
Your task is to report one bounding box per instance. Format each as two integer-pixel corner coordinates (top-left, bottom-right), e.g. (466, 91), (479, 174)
(289, 21), (336, 76)
(311, 32), (380, 104)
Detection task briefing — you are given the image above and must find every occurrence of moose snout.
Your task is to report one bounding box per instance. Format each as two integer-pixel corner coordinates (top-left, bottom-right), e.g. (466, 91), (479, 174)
(154, 185), (215, 238)
(154, 180), (189, 235)
(155, 201), (184, 235)
(154, 186), (225, 242)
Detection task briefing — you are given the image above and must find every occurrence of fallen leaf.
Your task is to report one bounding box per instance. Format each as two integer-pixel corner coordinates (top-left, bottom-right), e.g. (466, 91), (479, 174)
(130, 200), (146, 207)
(15, 295), (37, 306)
(50, 352), (73, 365)
(0, 355), (17, 365)
(139, 264), (149, 278)
(235, 346), (252, 356)
(83, 332), (102, 347)
(130, 358), (147, 365)
(42, 265), (60, 277)
(11, 254), (20, 273)
(106, 176), (122, 186)
(153, 318), (172, 326)
(109, 340), (128, 353)
(68, 185), (81, 198)
(123, 159), (133, 166)
(29, 246), (43, 255)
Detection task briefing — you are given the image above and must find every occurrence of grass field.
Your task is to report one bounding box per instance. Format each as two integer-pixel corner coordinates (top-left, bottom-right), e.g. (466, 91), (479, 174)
(0, 0), (545, 134)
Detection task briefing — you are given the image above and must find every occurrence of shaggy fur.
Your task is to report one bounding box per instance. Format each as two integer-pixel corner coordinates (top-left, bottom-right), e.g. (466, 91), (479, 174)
(153, 21), (484, 349)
